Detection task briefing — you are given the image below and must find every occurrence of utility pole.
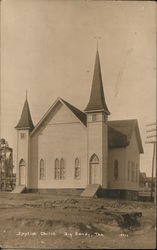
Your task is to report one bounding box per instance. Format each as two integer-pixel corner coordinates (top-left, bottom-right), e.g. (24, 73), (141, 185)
(146, 122), (156, 202)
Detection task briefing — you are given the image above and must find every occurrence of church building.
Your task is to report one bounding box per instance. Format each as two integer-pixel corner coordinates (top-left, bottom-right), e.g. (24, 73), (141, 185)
(15, 50), (144, 199)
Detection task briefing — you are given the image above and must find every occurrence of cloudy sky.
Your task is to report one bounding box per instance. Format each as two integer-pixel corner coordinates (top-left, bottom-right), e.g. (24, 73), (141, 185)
(0, 0), (156, 176)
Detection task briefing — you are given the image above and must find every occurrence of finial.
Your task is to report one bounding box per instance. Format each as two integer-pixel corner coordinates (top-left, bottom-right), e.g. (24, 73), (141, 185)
(94, 36), (101, 51)
(26, 89), (27, 100)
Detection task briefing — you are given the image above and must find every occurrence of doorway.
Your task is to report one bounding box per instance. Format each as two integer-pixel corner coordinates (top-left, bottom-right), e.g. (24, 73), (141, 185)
(19, 159), (25, 185)
(90, 154), (99, 184)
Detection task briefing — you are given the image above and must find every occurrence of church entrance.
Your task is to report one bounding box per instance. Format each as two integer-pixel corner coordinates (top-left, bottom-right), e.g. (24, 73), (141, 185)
(89, 154), (99, 184)
(19, 159), (25, 185)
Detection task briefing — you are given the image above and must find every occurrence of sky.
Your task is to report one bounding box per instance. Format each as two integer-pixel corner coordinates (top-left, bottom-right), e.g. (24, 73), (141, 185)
(0, 0), (156, 176)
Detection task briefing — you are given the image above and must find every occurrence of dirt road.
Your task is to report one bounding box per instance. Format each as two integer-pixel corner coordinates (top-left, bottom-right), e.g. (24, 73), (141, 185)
(0, 193), (156, 249)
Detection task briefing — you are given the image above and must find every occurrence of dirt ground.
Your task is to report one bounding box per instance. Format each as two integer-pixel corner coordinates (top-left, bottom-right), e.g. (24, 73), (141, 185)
(0, 192), (156, 249)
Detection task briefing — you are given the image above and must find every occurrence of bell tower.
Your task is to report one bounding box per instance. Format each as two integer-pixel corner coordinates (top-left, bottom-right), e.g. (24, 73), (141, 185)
(15, 94), (34, 188)
(85, 50), (110, 188)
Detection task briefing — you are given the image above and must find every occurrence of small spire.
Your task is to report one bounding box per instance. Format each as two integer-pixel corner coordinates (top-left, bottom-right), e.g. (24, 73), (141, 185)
(15, 95), (34, 130)
(85, 50), (110, 115)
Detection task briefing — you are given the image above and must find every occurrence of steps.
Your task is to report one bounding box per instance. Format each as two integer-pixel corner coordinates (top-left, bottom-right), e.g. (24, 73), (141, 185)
(80, 184), (101, 197)
(12, 185), (26, 193)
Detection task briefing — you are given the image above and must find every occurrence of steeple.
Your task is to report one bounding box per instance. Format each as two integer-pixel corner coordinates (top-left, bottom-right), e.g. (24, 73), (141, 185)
(85, 50), (110, 115)
(15, 97), (34, 131)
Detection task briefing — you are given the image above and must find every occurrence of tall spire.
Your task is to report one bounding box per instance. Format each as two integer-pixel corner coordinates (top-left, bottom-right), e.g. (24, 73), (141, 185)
(15, 97), (34, 131)
(85, 50), (110, 115)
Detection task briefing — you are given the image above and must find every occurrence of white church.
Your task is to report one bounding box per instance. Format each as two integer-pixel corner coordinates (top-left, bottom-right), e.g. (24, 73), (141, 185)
(15, 50), (144, 199)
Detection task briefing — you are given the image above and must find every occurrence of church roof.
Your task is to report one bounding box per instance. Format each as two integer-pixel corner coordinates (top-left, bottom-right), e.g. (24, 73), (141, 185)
(31, 97), (87, 135)
(15, 98), (34, 130)
(108, 126), (128, 148)
(61, 99), (87, 126)
(108, 119), (144, 153)
(85, 50), (110, 115)
(54, 103), (143, 151)
(30, 96), (143, 153)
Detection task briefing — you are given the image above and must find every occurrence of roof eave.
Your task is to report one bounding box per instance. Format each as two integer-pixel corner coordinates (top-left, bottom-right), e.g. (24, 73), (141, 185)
(85, 109), (110, 114)
(15, 126), (34, 130)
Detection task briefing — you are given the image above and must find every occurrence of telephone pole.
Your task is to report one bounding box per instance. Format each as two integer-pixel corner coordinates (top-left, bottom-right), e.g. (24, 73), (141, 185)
(146, 122), (156, 202)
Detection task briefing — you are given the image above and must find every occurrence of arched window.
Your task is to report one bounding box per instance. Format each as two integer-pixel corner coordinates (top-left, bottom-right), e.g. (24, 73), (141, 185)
(74, 158), (81, 179)
(128, 161), (130, 181)
(92, 114), (97, 122)
(40, 159), (45, 180)
(136, 163), (138, 182)
(60, 158), (65, 179)
(54, 159), (59, 179)
(114, 160), (118, 180)
(19, 159), (25, 167)
(90, 154), (99, 164)
(131, 162), (134, 182)
(89, 154), (99, 184)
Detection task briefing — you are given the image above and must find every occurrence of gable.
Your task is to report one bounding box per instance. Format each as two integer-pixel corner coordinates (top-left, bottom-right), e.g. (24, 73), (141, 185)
(49, 102), (81, 125)
(61, 99), (87, 126)
(108, 120), (144, 153)
(31, 98), (86, 136)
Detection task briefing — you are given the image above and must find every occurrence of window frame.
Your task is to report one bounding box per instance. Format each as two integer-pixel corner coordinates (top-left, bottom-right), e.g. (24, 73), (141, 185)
(39, 159), (45, 180)
(54, 158), (60, 180)
(136, 163), (138, 182)
(92, 114), (97, 122)
(131, 162), (134, 182)
(54, 158), (65, 180)
(20, 133), (25, 139)
(60, 158), (65, 180)
(114, 160), (118, 180)
(128, 161), (130, 181)
(74, 157), (81, 179)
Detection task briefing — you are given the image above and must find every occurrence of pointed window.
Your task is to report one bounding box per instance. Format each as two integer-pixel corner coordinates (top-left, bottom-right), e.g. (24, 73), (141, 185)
(20, 133), (25, 139)
(128, 161), (130, 181)
(54, 158), (65, 180)
(54, 159), (60, 179)
(114, 160), (118, 180)
(136, 163), (138, 182)
(74, 158), (81, 179)
(90, 154), (99, 164)
(131, 162), (134, 182)
(19, 159), (25, 167)
(92, 114), (97, 122)
(40, 159), (45, 180)
(60, 158), (65, 179)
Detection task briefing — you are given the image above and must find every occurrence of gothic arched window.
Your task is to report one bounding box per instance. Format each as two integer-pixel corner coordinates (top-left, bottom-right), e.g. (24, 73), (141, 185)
(60, 158), (65, 179)
(114, 160), (118, 180)
(131, 162), (134, 182)
(136, 163), (138, 182)
(19, 158), (25, 167)
(74, 158), (81, 179)
(128, 161), (130, 181)
(90, 154), (99, 164)
(92, 114), (97, 122)
(40, 159), (45, 180)
(54, 158), (60, 179)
